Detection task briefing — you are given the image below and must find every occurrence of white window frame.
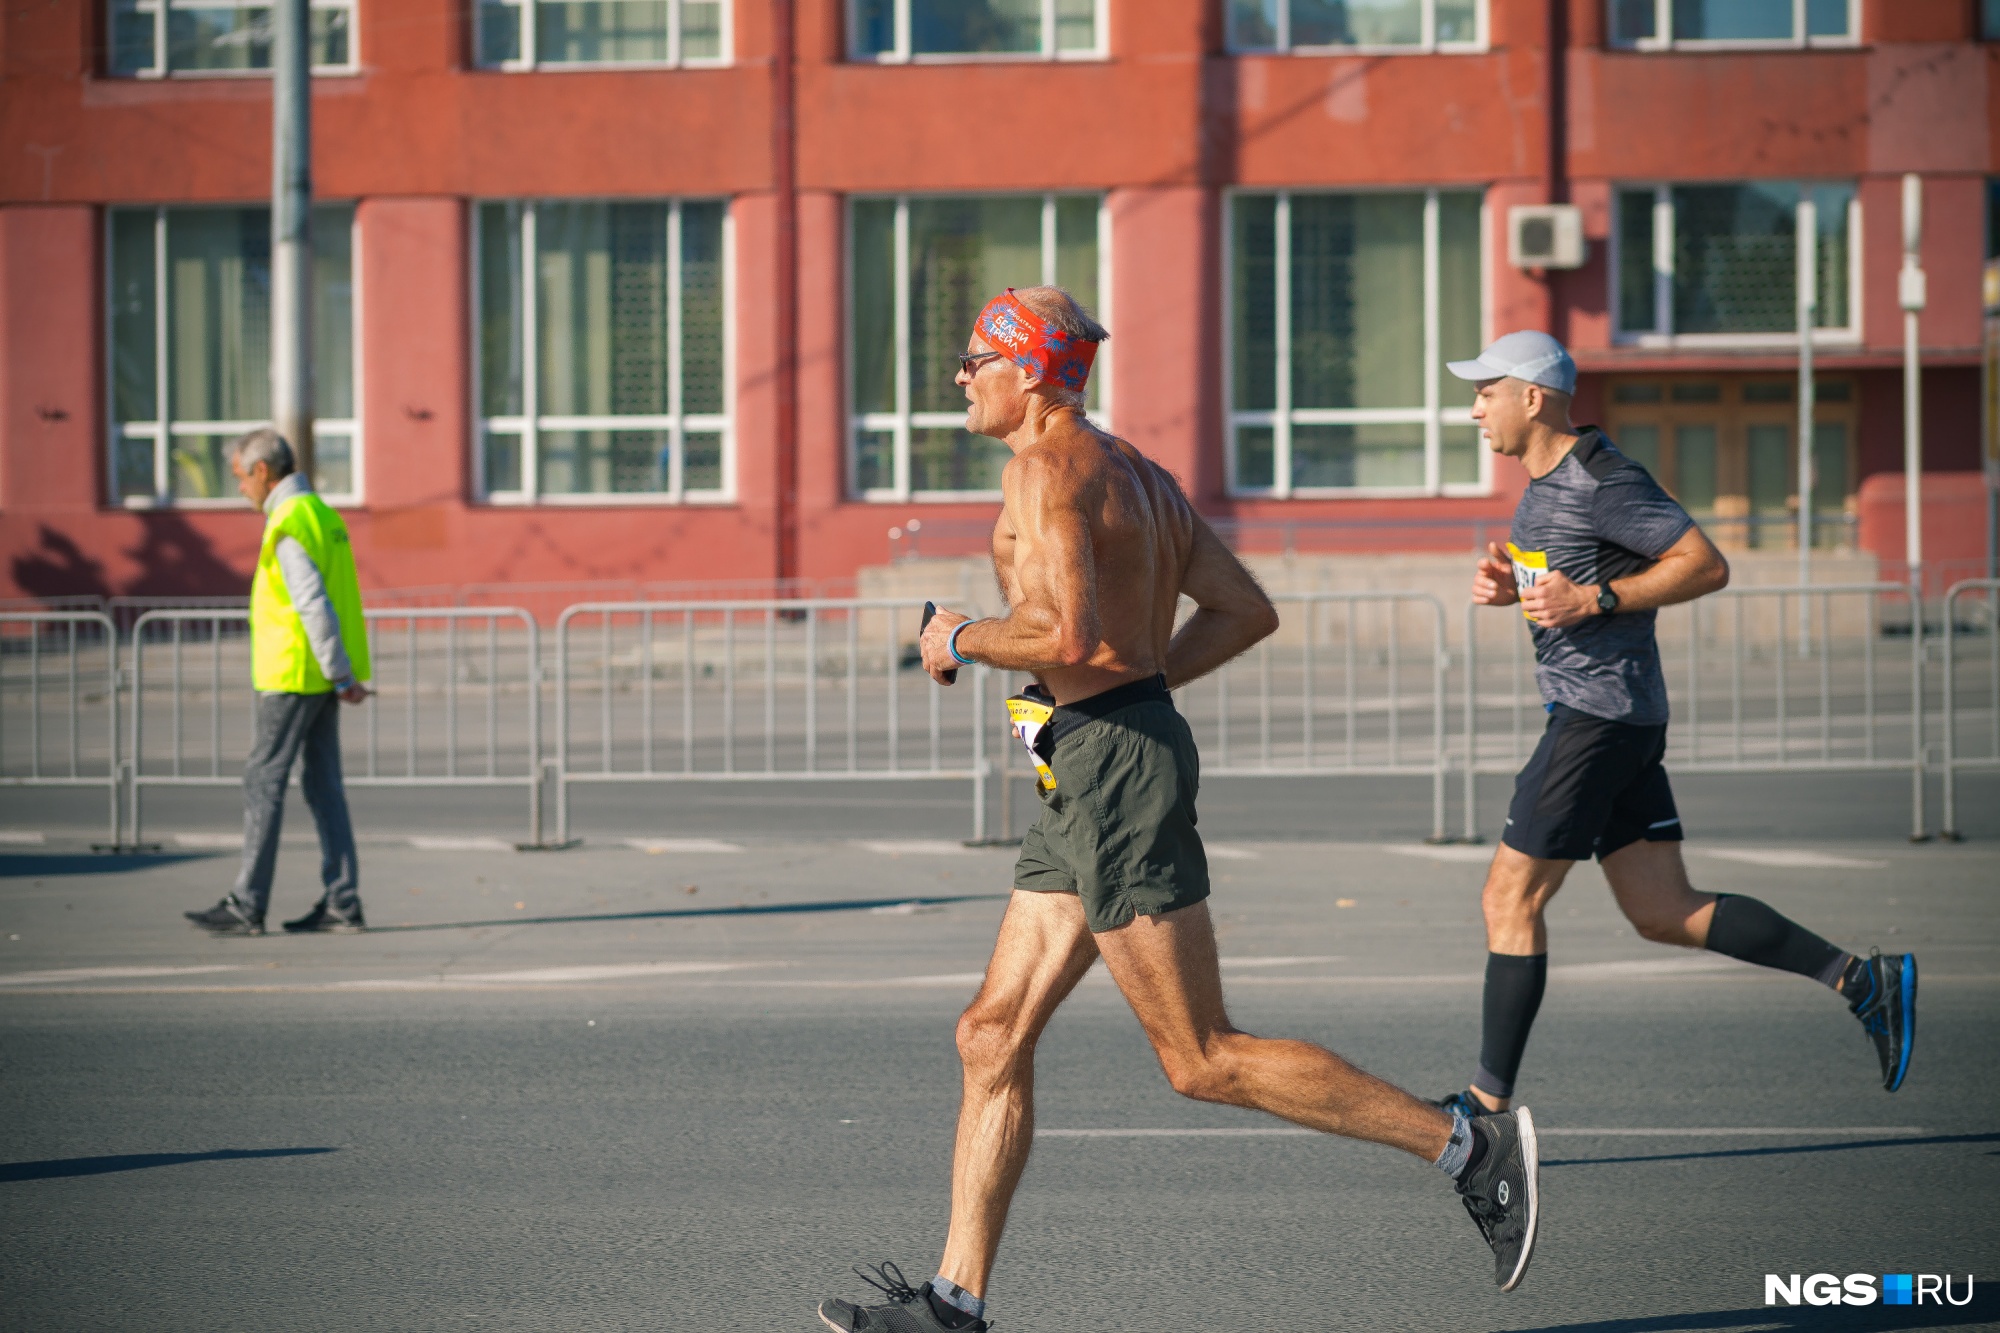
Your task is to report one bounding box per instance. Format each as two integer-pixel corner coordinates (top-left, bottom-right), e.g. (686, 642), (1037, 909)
(852, 0), (1107, 63)
(105, 204), (364, 510)
(1609, 0), (1858, 50)
(1609, 182), (1863, 349)
(478, 0), (732, 70)
(1225, 0), (1487, 54)
(849, 192), (1112, 503)
(1222, 187), (1490, 501)
(472, 198), (736, 507)
(110, 0), (359, 78)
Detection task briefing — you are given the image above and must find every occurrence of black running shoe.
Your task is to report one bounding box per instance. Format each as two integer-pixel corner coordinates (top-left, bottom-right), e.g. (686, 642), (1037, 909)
(1848, 949), (1916, 1092)
(283, 901), (367, 934)
(184, 899), (264, 936)
(1436, 1089), (1495, 1118)
(819, 1263), (985, 1333)
(1455, 1107), (1540, 1292)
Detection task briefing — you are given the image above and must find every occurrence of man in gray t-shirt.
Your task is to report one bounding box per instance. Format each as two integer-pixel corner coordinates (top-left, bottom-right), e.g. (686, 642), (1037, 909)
(1423, 332), (1916, 1126)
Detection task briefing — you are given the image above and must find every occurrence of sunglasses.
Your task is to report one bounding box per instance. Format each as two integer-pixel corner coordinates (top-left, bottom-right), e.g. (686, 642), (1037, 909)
(956, 350), (1005, 376)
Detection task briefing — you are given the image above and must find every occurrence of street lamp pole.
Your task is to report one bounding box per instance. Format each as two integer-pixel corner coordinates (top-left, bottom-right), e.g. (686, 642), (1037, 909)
(1900, 173), (1927, 841)
(1796, 196), (1816, 655)
(271, 0), (314, 481)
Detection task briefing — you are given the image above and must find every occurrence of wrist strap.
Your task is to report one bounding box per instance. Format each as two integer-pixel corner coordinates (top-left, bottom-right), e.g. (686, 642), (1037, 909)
(948, 619), (983, 666)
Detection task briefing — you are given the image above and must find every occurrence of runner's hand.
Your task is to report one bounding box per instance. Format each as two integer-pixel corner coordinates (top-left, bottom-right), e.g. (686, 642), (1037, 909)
(336, 682), (372, 705)
(1473, 541), (1520, 606)
(1519, 570), (1597, 629)
(920, 607), (970, 686)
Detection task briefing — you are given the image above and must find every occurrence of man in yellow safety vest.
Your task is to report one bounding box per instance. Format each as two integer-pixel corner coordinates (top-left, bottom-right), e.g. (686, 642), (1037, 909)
(185, 428), (373, 936)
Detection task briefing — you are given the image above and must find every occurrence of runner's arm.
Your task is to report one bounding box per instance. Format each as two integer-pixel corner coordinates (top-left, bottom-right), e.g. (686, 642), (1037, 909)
(931, 451), (1102, 676)
(1163, 513), (1279, 689)
(1521, 525), (1729, 627)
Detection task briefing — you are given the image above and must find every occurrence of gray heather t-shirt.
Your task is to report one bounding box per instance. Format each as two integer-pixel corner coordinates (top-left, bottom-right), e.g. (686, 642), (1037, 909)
(1507, 428), (1695, 725)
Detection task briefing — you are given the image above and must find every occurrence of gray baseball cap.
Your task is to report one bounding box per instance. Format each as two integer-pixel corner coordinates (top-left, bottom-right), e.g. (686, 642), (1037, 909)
(1446, 330), (1576, 395)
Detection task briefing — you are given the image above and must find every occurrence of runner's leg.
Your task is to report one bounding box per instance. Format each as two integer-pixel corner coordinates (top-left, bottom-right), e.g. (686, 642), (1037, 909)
(1471, 845), (1573, 1111)
(1094, 900), (1451, 1160)
(936, 890), (1102, 1299)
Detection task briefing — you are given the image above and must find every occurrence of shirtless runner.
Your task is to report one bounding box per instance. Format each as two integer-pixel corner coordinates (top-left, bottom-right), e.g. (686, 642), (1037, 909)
(816, 287), (1542, 1331)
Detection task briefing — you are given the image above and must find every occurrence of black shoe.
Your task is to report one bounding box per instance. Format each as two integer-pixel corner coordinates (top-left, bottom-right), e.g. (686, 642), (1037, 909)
(1437, 1089), (1497, 1118)
(1848, 949), (1916, 1092)
(283, 901), (367, 934)
(819, 1263), (985, 1333)
(1455, 1106), (1540, 1292)
(184, 899), (264, 936)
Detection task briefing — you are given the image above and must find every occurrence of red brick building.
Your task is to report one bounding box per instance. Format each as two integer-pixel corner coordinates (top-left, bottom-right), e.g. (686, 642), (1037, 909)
(1, 0), (1993, 603)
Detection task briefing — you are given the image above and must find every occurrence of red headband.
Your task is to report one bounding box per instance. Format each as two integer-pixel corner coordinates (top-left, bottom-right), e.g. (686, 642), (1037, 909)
(974, 289), (1099, 393)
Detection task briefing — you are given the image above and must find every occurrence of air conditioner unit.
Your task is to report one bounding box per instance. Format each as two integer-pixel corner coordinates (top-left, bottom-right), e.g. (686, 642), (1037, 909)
(1509, 205), (1586, 270)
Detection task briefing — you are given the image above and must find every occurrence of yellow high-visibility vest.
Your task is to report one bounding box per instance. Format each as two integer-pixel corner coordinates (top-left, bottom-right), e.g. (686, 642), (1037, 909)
(250, 490), (371, 693)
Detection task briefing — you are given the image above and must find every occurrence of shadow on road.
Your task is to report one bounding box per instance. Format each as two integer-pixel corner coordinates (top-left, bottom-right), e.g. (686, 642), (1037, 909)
(1, 1147), (336, 1183)
(0, 853), (217, 878)
(1491, 1285), (1995, 1332)
(1545, 1131), (2000, 1169)
(371, 892), (1011, 934)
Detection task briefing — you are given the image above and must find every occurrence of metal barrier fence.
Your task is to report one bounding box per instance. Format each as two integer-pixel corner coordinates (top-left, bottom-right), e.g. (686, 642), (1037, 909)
(9, 583), (1999, 848)
(0, 612), (122, 844)
(128, 607), (544, 846)
(1942, 579), (2000, 841)
(553, 599), (990, 843)
(1173, 591), (1451, 839)
(1462, 583), (1926, 841)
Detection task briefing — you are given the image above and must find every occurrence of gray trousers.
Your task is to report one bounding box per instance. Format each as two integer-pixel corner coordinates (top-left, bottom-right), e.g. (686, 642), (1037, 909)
(230, 691), (360, 919)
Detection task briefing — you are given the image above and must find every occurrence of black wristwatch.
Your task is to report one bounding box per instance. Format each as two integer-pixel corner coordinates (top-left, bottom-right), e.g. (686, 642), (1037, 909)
(1596, 586), (1620, 617)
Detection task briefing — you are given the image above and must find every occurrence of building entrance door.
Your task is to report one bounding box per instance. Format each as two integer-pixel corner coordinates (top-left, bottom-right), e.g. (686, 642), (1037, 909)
(1603, 375), (1856, 550)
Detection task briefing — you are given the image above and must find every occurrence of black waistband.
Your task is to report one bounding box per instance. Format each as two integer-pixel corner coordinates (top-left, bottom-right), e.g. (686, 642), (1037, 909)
(1048, 674), (1171, 748)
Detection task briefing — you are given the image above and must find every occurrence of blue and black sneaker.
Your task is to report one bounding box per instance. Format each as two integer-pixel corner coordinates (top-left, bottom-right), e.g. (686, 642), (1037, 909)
(1436, 1089), (1495, 1119)
(1848, 949), (1917, 1092)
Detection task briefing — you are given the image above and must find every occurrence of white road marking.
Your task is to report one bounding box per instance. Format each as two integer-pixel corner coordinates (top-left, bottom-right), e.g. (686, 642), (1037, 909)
(0, 965), (242, 987)
(870, 901), (945, 915)
(1695, 848), (1888, 870)
(173, 832), (244, 848)
(336, 961), (782, 987)
(1380, 843), (1494, 863)
(1039, 1125), (1927, 1140)
(0, 830), (47, 845)
(624, 838), (744, 854)
(1206, 845), (1260, 861)
(409, 836), (515, 852)
(854, 839), (977, 856)
(1550, 957), (1741, 979)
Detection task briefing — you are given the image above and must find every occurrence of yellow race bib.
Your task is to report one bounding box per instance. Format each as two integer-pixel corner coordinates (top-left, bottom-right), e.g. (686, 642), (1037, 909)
(1507, 542), (1548, 622)
(1006, 688), (1057, 795)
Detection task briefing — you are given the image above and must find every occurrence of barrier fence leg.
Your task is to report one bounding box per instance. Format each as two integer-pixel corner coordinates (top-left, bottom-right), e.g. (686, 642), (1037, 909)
(1910, 574), (1929, 843)
(1942, 601), (1959, 841)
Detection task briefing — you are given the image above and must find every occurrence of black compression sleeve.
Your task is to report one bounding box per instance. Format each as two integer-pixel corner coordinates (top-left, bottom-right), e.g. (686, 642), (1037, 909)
(1473, 952), (1548, 1100)
(1705, 894), (1848, 988)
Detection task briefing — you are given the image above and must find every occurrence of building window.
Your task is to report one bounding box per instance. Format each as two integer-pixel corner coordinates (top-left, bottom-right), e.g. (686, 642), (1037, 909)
(476, 200), (730, 504)
(1607, 0), (1853, 48)
(1986, 0), (2000, 41)
(1226, 190), (1484, 497)
(476, 0), (728, 68)
(1227, 0), (1483, 51)
(109, 0), (356, 76)
(1603, 376), (1857, 550)
(108, 205), (358, 506)
(1614, 183), (1858, 345)
(852, 0), (1102, 61)
(849, 194), (1105, 500)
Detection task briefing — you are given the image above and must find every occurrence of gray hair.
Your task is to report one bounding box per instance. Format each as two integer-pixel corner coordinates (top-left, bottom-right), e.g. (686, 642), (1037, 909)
(1010, 285), (1108, 409)
(229, 427), (296, 480)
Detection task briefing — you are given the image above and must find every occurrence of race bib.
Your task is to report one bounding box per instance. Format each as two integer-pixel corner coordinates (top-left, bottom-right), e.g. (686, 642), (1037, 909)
(1006, 687), (1057, 795)
(1507, 542), (1547, 622)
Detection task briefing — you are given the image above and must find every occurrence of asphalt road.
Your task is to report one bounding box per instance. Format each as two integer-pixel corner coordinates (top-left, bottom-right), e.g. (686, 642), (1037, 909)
(1, 814), (1996, 1331)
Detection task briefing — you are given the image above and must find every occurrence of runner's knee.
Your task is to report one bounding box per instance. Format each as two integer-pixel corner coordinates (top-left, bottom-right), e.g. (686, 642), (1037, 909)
(955, 1002), (1030, 1083)
(1159, 1036), (1248, 1105)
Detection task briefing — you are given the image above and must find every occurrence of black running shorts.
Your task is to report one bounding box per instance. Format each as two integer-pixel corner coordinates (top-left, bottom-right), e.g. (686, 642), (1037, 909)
(1502, 703), (1684, 863)
(1014, 676), (1210, 933)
